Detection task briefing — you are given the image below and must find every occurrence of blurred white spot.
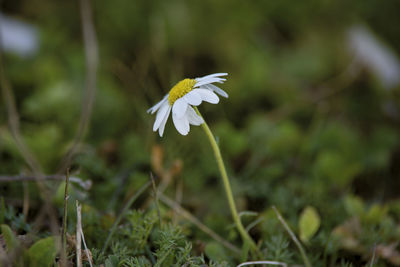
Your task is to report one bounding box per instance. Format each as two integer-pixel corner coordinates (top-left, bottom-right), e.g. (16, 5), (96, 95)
(347, 25), (400, 89)
(0, 14), (39, 57)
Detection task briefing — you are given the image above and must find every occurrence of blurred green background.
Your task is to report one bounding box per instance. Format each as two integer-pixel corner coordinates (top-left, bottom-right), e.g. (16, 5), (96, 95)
(1, 0), (400, 266)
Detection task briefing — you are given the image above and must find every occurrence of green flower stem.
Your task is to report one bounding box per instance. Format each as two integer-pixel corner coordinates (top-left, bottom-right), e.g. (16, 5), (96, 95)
(194, 107), (258, 253)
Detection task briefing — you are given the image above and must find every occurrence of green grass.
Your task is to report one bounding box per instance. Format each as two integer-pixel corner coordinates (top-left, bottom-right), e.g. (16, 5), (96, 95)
(1, 0), (400, 265)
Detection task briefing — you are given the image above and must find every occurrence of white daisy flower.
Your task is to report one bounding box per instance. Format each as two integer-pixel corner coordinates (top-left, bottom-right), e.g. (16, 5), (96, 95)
(148, 73), (229, 137)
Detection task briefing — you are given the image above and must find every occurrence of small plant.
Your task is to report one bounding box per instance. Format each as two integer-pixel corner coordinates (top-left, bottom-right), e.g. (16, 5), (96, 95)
(148, 73), (258, 254)
(265, 234), (294, 263)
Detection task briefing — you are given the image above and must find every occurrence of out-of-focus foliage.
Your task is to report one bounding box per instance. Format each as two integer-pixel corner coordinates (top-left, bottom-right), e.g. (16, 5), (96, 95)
(1, 0), (400, 266)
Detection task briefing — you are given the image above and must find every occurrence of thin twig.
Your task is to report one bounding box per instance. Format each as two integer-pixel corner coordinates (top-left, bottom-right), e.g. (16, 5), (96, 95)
(158, 193), (241, 254)
(76, 201), (82, 267)
(61, 169), (70, 266)
(0, 175), (92, 190)
(272, 206), (312, 267)
(150, 172), (162, 226)
(102, 181), (152, 254)
(58, 0), (99, 172)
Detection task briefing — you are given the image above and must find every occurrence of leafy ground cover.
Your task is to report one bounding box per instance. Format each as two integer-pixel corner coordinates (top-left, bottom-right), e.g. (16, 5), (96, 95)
(1, 0), (400, 266)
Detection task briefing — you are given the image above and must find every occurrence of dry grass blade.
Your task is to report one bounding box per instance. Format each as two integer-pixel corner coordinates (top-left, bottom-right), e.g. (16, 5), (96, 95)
(76, 200), (93, 267)
(0, 175), (92, 190)
(272, 206), (312, 267)
(80, 224), (93, 267)
(76, 201), (82, 267)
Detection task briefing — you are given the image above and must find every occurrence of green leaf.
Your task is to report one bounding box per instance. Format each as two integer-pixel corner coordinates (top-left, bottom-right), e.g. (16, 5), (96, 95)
(27, 236), (58, 267)
(1, 224), (20, 250)
(314, 151), (361, 187)
(364, 204), (388, 224)
(299, 206), (321, 243)
(344, 195), (365, 217)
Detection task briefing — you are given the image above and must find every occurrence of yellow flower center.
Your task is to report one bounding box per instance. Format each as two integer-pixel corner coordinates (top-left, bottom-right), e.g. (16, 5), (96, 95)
(168, 78), (196, 105)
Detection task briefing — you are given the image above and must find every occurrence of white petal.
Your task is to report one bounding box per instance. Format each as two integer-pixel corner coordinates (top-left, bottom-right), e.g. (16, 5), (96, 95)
(184, 90), (202, 106)
(198, 77), (226, 83)
(204, 84), (229, 98)
(172, 98), (188, 119)
(172, 113), (190, 135)
(195, 78), (225, 88)
(186, 106), (204, 126)
(196, 73), (228, 80)
(153, 102), (170, 131)
(194, 89), (220, 104)
(147, 94), (168, 114)
(158, 106), (171, 137)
